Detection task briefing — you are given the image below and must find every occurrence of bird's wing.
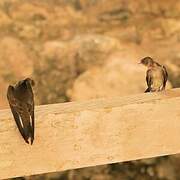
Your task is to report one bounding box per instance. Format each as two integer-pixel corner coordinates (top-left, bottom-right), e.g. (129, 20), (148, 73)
(146, 69), (152, 90)
(7, 86), (29, 144)
(162, 65), (168, 88)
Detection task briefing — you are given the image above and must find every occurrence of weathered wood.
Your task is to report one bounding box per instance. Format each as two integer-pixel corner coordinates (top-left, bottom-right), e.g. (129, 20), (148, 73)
(1, 88), (180, 179)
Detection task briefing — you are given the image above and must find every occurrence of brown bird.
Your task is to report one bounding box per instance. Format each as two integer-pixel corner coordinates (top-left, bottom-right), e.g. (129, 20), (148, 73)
(139, 57), (168, 93)
(7, 78), (35, 145)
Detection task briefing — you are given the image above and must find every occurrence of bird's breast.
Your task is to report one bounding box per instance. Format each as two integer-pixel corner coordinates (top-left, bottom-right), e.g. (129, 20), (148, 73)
(151, 69), (164, 90)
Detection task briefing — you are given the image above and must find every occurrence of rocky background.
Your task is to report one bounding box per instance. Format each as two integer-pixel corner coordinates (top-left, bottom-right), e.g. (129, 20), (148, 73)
(0, 0), (179, 179)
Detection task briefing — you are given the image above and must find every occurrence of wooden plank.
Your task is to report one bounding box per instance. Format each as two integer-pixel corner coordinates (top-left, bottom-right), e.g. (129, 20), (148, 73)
(1, 88), (180, 179)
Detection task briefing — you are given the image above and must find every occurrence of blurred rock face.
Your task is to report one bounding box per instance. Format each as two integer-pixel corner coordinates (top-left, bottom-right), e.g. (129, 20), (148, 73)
(33, 34), (121, 104)
(69, 54), (146, 100)
(0, 0), (179, 180)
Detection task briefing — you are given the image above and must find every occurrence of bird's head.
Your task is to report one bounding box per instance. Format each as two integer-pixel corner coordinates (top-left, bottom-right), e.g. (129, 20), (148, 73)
(139, 57), (154, 67)
(25, 78), (35, 86)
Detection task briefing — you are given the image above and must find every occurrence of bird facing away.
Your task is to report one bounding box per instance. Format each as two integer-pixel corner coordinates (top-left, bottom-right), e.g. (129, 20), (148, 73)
(139, 57), (168, 93)
(7, 78), (35, 145)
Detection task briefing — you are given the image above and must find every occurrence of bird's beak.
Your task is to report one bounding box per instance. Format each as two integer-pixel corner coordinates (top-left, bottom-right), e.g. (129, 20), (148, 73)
(138, 62), (142, 64)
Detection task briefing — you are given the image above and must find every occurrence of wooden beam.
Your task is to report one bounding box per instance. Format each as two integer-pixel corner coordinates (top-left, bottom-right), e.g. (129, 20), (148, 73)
(1, 88), (180, 179)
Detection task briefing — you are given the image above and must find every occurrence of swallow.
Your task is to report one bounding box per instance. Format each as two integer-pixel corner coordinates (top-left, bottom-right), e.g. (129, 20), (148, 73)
(7, 78), (35, 145)
(139, 57), (168, 93)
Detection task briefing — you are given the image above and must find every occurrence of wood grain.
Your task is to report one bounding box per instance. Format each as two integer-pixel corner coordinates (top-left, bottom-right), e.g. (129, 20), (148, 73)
(1, 88), (180, 179)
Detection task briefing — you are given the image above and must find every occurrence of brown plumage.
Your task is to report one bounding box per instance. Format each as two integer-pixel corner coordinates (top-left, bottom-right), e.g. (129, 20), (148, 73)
(139, 57), (168, 93)
(7, 78), (35, 145)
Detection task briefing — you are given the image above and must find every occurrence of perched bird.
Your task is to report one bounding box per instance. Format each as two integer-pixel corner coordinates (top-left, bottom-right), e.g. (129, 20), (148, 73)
(139, 57), (168, 93)
(7, 78), (35, 145)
